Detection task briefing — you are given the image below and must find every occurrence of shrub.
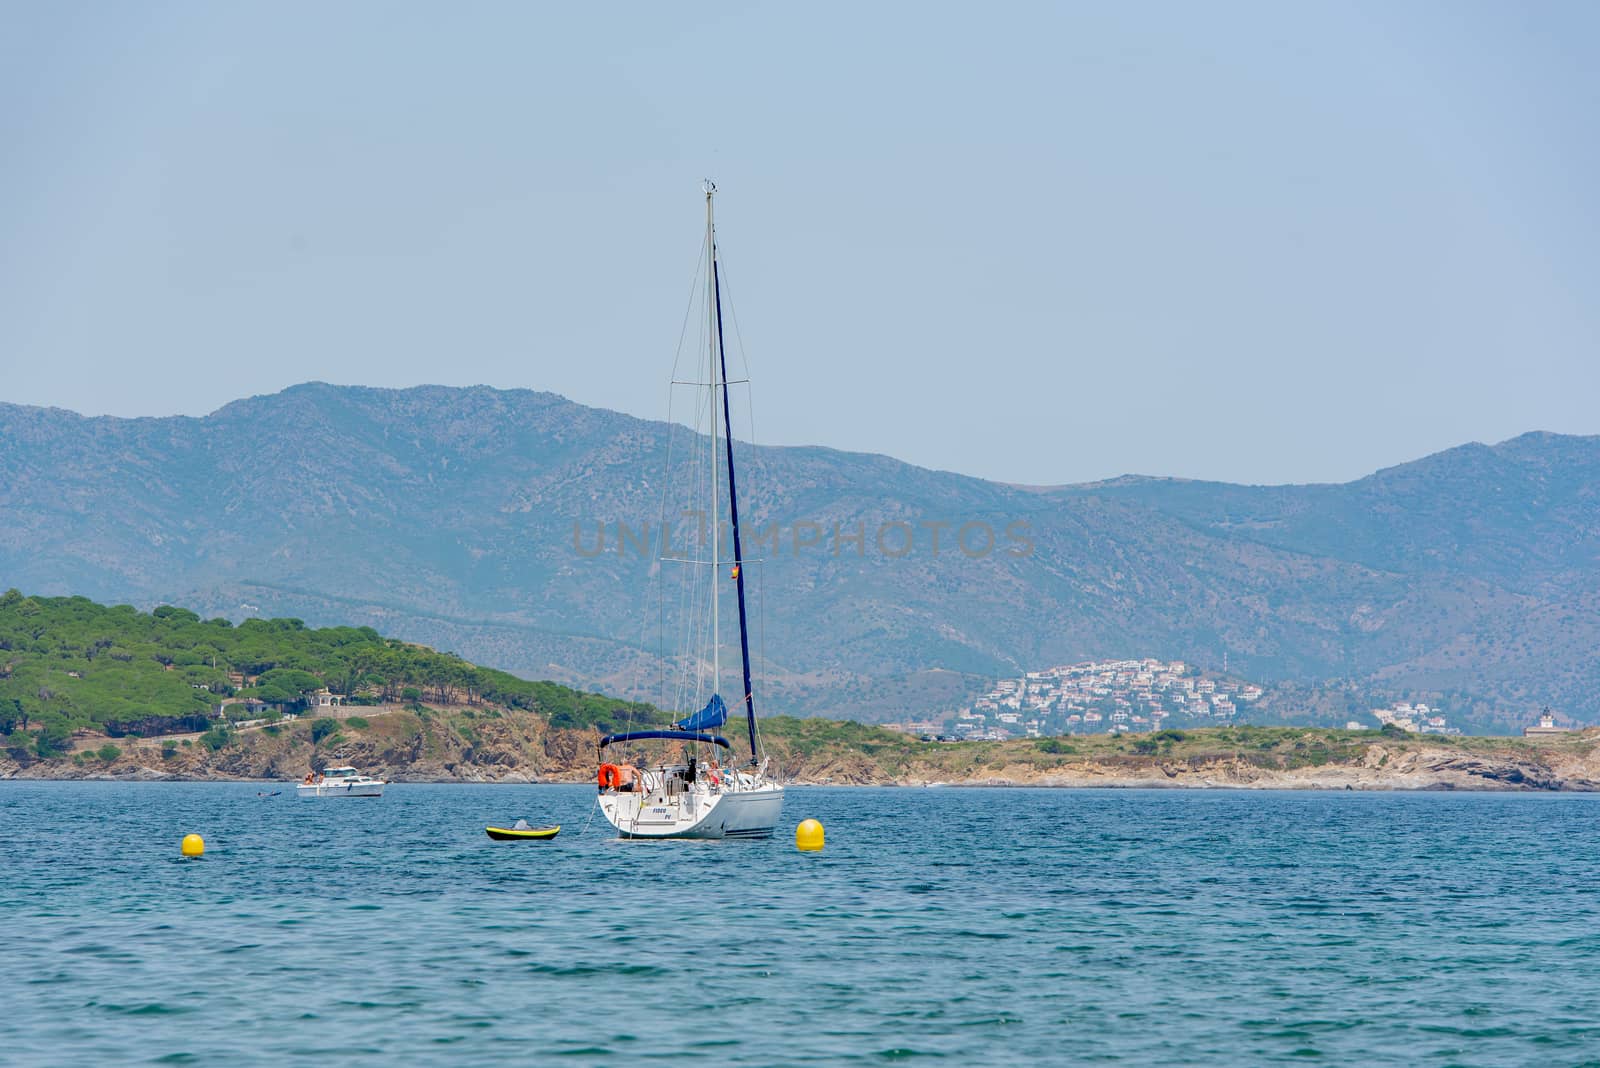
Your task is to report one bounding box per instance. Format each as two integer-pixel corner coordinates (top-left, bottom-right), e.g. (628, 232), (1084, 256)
(345, 716), (369, 730)
(1035, 737), (1074, 754)
(199, 727), (230, 751)
(34, 726), (71, 758)
(1130, 738), (1160, 755)
(310, 717), (339, 744)
(97, 743), (121, 762)
(401, 687), (422, 703)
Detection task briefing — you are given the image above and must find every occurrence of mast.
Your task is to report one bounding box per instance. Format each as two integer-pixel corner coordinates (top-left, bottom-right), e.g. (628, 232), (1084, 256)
(705, 181), (720, 704)
(706, 182), (761, 763)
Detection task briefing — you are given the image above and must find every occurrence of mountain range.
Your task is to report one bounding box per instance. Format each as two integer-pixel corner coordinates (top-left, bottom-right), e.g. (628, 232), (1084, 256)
(2, 382), (1596, 732)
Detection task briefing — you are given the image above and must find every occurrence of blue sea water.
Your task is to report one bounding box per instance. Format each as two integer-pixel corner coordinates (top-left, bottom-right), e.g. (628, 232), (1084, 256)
(3, 784), (1599, 1066)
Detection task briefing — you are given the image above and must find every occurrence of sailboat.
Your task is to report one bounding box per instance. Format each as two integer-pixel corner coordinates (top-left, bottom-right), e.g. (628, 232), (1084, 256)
(595, 182), (784, 840)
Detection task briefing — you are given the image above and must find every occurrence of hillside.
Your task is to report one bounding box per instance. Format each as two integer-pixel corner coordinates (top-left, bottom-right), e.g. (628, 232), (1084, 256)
(0, 592), (1591, 792)
(0, 591), (662, 758)
(1, 383), (1597, 728)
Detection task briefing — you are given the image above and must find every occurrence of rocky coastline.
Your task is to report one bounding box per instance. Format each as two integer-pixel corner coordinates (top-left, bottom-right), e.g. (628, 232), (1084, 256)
(4, 707), (1599, 791)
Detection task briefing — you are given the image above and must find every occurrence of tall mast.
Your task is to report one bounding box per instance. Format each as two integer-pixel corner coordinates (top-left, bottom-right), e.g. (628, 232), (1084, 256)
(705, 181), (720, 703)
(707, 184), (761, 762)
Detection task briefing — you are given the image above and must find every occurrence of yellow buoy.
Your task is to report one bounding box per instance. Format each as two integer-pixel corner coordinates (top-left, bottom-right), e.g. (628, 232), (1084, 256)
(795, 819), (824, 852)
(180, 833), (205, 858)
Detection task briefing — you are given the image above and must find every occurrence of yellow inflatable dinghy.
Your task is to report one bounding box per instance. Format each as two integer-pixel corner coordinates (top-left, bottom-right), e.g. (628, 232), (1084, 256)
(485, 821), (560, 841)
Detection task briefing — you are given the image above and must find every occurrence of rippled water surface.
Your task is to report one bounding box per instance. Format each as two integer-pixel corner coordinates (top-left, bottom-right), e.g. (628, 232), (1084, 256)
(4, 784), (1600, 1065)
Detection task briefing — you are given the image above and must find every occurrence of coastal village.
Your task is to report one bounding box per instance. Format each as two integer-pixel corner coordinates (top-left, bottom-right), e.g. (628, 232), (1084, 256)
(1365, 701), (1463, 736)
(920, 658), (1473, 740)
(936, 658), (1263, 740)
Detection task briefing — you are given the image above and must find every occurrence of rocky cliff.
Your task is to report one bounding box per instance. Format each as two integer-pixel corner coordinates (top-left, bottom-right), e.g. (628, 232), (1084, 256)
(7, 711), (1599, 792)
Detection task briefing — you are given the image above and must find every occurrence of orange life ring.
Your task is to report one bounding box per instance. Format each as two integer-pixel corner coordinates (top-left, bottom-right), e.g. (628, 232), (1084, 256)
(598, 763), (622, 790)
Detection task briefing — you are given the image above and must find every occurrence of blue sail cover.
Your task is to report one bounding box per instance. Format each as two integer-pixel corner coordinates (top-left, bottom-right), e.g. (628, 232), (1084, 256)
(599, 730), (730, 749)
(675, 693), (728, 732)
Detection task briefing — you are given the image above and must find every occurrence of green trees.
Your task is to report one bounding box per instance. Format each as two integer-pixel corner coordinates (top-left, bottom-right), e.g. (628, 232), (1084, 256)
(0, 697), (26, 735)
(33, 724), (70, 757)
(250, 668), (323, 705)
(0, 590), (668, 746)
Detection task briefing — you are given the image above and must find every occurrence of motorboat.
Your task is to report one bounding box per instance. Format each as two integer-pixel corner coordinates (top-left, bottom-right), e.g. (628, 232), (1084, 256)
(296, 765), (386, 797)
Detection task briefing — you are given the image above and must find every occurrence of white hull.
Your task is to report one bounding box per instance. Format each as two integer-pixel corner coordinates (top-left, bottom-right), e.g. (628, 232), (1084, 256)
(599, 782), (783, 840)
(296, 781), (385, 798)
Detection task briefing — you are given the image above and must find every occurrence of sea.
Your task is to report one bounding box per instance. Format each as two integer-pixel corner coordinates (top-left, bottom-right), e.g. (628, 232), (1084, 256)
(3, 783), (1598, 1066)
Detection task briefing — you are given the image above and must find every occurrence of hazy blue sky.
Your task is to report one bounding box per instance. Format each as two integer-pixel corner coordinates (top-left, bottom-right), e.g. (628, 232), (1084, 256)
(2, 2), (1596, 485)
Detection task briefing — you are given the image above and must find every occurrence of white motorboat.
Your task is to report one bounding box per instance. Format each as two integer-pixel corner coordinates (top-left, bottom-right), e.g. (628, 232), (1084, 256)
(596, 182), (783, 840)
(296, 765), (386, 797)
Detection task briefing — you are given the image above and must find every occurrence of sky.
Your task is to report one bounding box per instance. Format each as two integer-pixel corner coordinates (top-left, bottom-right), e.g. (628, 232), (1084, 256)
(1, 1), (1596, 486)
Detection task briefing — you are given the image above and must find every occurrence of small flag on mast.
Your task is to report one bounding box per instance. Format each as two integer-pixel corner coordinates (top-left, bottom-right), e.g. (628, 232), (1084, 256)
(730, 564), (740, 580)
